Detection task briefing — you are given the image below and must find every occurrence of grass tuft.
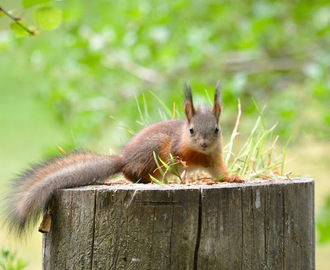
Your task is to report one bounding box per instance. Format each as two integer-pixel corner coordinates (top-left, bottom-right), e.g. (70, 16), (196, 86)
(223, 100), (289, 181)
(150, 152), (184, 184)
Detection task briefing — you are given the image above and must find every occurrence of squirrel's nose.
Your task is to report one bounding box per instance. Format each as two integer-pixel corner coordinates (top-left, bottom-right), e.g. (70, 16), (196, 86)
(200, 141), (209, 149)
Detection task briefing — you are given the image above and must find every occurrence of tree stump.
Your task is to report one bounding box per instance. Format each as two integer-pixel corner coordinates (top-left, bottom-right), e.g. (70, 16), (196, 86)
(42, 179), (314, 270)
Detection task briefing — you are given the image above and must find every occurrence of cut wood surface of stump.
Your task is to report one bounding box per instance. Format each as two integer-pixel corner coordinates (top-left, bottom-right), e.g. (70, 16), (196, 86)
(42, 178), (314, 270)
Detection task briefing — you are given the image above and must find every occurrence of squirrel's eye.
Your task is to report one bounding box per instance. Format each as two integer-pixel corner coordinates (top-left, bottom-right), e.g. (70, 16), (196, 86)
(215, 127), (219, 134)
(189, 127), (194, 135)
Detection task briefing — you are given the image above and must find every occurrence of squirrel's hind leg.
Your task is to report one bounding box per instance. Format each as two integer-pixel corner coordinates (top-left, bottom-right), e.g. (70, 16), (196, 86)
(122, 171), (151, 184)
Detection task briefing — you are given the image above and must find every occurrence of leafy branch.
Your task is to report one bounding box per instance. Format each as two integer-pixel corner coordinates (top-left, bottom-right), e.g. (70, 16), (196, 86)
(0, 1), (62, 38)
(0, 6), (36, 36)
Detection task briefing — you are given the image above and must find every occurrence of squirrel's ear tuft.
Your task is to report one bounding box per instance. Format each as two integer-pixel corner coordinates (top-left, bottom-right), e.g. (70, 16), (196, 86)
(184, 82), (193, 102)
(212, 81), (222, 122)
(214, 81), (221, 102)
(184, 82), (195, 123)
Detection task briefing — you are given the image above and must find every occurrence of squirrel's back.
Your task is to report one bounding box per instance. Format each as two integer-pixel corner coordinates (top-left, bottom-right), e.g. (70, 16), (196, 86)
(121, 119), (184, 182)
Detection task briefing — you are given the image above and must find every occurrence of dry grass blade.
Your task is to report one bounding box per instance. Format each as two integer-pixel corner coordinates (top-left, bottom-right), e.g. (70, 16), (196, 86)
(224, 98), (241, 166)
(224, 100), (288, 181)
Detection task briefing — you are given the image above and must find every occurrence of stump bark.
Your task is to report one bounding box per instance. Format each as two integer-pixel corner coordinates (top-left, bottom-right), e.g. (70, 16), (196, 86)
(42, 179), (314, 270)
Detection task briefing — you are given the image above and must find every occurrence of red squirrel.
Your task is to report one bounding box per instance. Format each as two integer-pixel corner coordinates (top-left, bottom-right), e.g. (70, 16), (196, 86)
(3, 82), (242, 234)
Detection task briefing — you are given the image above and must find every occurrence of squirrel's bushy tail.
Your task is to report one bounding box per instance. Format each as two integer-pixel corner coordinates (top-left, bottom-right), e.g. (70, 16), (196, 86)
(3, 151), (123, 235)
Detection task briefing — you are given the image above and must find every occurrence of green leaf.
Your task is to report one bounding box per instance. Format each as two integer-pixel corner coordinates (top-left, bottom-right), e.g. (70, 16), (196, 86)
(33, 6), (62, 30)
(22, 0), (53, 9)
(10, 22), (30, 37)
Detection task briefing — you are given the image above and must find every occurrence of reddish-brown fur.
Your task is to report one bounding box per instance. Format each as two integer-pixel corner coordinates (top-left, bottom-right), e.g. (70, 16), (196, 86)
(176, 144), (213, 168)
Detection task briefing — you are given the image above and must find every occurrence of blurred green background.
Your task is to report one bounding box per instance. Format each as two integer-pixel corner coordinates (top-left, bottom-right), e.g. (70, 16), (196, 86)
(0, 0), (329, 269)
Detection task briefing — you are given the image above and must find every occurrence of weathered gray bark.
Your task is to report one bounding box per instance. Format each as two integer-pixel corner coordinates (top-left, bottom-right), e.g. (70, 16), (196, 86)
(42, 179), (314, 270)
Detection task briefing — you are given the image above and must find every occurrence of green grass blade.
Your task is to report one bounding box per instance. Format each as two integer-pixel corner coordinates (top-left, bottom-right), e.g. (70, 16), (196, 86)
(205, 88), (212, 105)
(152, 151), (168, 184)
(252, 98), (266, 130)
(159, 157), (176, 176)
(149, 174), (163, 185)
(143, 93), (149, 124)
(150, 91), (173, 118)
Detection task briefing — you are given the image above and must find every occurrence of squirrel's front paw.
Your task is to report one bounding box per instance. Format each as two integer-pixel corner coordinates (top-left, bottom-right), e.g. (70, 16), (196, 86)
(222, 175), (244, 183)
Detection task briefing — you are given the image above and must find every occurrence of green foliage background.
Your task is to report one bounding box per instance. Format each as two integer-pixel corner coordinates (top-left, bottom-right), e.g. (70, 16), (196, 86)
(0, 0), (329, 269)
(1, 0), (329, 146)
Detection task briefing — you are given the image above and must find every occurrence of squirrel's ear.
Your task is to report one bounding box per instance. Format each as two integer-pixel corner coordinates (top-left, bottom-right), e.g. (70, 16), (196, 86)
(184, 82), (196, 123)
(212, 81), (222, 122)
